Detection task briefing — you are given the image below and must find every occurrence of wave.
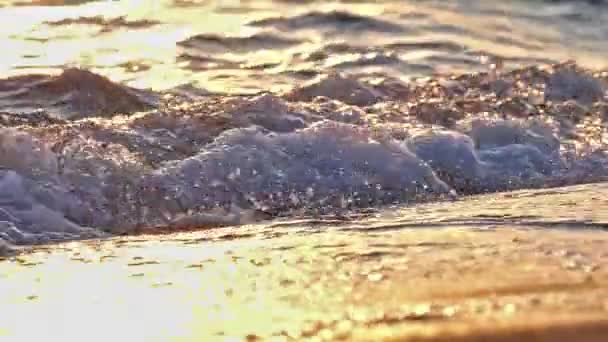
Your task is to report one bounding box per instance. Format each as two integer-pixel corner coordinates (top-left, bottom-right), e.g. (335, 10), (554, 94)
(0, 62), (606, 248)
(177, 32), (304, 54)
(44, 16), (160, 34)
(248, 10), (406, 34)
(0, 68), (153, 120)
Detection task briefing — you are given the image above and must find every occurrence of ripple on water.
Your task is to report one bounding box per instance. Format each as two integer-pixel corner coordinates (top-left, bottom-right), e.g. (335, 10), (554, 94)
(248, 10), (407, 34)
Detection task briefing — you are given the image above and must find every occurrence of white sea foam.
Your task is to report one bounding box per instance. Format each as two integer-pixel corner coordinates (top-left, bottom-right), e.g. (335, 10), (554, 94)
(0, 63), (607, 247)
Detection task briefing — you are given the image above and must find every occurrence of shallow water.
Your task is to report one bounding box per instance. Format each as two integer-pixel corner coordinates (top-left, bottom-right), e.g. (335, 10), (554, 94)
(1, 182), (607, 340)
(0, 0), (607, 248)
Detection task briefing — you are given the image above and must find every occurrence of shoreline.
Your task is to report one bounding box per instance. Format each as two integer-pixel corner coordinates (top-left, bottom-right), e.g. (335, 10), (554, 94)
(1, 181), (606, 341)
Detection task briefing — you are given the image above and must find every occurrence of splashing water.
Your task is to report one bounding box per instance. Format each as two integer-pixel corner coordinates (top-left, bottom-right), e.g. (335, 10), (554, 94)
(0, 1), (607, 248)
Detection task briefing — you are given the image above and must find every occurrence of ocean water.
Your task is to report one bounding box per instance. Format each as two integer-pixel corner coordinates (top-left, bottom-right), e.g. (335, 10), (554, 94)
(0, 0), (607, 249)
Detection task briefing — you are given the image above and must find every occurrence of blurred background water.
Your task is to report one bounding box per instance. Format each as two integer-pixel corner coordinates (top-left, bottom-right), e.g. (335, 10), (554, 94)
(1, 0), (607, 93)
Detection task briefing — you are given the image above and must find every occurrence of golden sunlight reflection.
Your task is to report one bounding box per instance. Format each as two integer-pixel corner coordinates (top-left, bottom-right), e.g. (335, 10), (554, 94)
(1, 216), (608, 341)
(0, 0), (606, 93)
(1, 1), (608, 341)
(0, 235), (318, 341)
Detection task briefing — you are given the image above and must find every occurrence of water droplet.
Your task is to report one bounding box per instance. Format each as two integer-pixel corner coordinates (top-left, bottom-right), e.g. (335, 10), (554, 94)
(306, 187), (315, 198)
(413, 304), (431, 316)
(442, 306), (458, 317)
(318, 328), (333, 341)
(334, 320), (353, 339)
(503, 303), (517, 315)
(367, 273), (384, 282)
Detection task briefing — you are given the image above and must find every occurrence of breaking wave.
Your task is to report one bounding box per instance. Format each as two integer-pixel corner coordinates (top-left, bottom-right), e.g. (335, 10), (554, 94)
(0, 62), (607, 248)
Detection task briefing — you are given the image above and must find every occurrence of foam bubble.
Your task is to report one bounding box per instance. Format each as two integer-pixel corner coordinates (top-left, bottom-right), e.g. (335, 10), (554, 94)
(139, 122), (451, 227)
(0, 65), (607, 244)
(545, 68), (606, 105)
(285, 74), (382, 106)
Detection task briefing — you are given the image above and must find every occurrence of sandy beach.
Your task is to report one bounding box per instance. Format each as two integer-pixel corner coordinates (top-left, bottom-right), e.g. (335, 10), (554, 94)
(2, 182), (606, 341)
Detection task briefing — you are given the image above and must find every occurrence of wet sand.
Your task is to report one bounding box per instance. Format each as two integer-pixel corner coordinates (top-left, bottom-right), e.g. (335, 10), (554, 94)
(1, 182), (606, 341)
